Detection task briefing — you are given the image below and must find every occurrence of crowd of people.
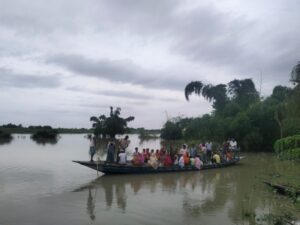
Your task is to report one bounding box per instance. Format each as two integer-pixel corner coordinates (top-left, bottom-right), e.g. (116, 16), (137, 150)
(89, 135), (239, 169)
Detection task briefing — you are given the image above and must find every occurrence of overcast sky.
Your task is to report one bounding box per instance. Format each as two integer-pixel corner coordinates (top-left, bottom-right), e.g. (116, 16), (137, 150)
(0, 0), (299, 129)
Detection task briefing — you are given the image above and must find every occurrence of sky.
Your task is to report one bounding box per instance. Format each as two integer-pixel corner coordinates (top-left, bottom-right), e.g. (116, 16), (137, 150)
(0, 0), (299, 129)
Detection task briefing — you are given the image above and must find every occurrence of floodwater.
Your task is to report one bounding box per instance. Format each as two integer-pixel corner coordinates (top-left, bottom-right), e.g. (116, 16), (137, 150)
(0, 134), (299, 225)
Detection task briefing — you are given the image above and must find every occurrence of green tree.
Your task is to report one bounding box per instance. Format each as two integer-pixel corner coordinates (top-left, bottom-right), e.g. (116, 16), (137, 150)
(90, 115), (107, 137)
(274, 103), (287, 139)
(185, 81), (228, 113)
(227, 79), (259, 108)
(90, 107), (134, 138)
(271, 85), (292, 102)
(160, 119), (183, 140)
(290, 61), (300, 84)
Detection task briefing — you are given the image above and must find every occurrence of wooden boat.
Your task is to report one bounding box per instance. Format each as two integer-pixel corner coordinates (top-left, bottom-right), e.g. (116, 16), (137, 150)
(73, 158), (240, 174)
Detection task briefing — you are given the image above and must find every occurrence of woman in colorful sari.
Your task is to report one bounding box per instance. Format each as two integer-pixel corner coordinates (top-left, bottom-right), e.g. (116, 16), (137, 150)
(138, 151), (144, 165)
(183, 152), (190, 166)
(178, 155), (184, 168)
(194, 157), (203, 170)
(164, 152), (173, 167)
(131, 147), (140, 165)
(148, 149), (158, 169)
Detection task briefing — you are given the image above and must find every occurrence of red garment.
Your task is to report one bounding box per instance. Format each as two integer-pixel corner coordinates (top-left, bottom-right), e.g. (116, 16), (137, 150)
(164, 154), (173, 167)
(183, 154), (190, 165)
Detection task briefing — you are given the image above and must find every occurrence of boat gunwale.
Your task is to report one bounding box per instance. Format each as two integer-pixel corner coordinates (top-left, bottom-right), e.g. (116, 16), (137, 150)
(73, 158), (240, 174)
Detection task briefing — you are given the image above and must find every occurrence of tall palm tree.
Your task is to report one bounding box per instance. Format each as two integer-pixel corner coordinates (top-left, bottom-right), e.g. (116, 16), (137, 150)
(184, 81), (228, 112)
(184, 81), (203, 100)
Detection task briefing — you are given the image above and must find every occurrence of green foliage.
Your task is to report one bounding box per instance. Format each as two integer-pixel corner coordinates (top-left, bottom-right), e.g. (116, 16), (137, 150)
(90, 107), (134, 138)
(163, 75), (300, 152)
(0, 130), (12, 139)
(0, 130), (13, 144)
(228, 79), (259, 108)
(0, 123), (23, 128)
(184, 115), (225, 142)
(185, 81), (229, 113)
(286, 85), (300, 119)
(31, 127), (59, 145)
(138, 128), (158, 139)
(31, 128), (58, 140)
(271, 86), (292, 102)
(274, 135), (300, 160)
(282, 118), (300, 137)
(160, 120), (182, 140)
(0, 125), (91, 134)
(290, 61), (300, 84)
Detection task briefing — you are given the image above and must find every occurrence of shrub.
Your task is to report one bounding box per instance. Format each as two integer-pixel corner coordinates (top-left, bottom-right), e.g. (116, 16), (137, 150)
(274, 135), (300, 160)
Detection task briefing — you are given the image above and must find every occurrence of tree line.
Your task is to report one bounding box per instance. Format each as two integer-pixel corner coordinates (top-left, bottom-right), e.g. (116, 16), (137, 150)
(161, 62), (300, 152)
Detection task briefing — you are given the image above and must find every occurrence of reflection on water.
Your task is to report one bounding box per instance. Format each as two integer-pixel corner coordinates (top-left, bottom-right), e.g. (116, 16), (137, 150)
(0, 137), (13, 145)
(30, 136), (59, 145)
(87, 188), (96, 221)
(76, 171), (234, 215)
(74, 155), (300, 225)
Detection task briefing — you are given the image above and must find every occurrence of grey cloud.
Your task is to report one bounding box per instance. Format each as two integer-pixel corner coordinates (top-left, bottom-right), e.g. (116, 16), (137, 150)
(47, 54), (185, 90)
(67, 86), (151, 100)
(1, 0), (299, 90)
(66, 86), (180, 102)
(96, 1), (250, 64)
(0, 0), (86, 35)
(0, 0), (178, 36)
(0, 68), (60, 88)
(96, 1), (299, 86)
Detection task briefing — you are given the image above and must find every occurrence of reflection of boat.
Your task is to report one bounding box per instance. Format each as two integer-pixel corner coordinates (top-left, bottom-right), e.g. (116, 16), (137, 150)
(72, 158), (239, 174)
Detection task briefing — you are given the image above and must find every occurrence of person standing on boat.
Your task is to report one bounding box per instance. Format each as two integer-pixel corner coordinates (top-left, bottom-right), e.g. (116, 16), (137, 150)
(189, 144), (197, 158)
(120, 135), (130, 152)
(179, 144), (188, 156)
(89, 135), (96, 162)
(206, 141), (212, 163)
(106, 140), (115, 163)
(116, 135), (130, 163)
(199, 143), (207, 163)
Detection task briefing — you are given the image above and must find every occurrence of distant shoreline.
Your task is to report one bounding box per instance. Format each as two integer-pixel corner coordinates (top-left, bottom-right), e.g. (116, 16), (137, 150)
(0, 127), (161, 135)
(0, 127), (93, 134)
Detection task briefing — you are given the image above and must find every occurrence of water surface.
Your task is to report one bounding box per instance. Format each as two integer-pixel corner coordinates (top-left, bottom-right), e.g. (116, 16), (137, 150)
(0, 134), (299, 225)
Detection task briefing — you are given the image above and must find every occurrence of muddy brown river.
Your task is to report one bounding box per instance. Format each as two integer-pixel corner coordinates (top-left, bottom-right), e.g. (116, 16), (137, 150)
(0, 134), (299, 225)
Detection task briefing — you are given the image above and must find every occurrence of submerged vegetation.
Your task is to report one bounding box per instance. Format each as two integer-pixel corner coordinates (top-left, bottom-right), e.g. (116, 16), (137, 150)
(90, 106), (134, 138)
(0, 124), (92, 134)
(0, 129), (13, 144)
(31, 126), (59, 145)
(137, 128), (159, 140)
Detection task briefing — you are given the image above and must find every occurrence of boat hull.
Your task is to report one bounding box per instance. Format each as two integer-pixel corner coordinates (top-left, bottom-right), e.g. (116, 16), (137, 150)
(73, 159), (239, 174)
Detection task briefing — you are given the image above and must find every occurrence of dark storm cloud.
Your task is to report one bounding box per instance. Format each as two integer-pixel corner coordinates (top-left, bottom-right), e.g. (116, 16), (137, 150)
(0, 68), (60, 88)
(47, 54), (185, 90)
